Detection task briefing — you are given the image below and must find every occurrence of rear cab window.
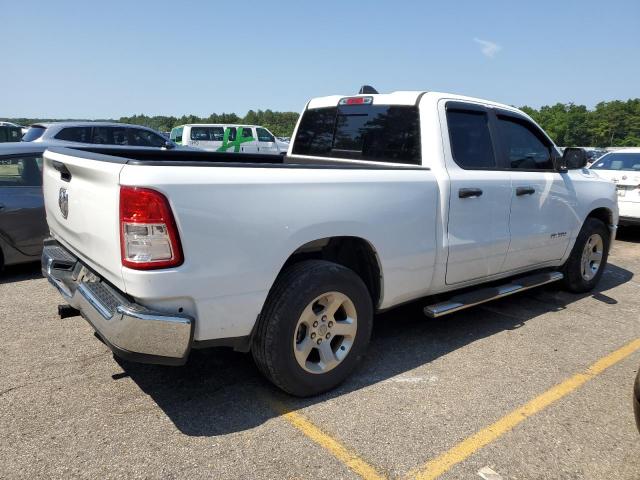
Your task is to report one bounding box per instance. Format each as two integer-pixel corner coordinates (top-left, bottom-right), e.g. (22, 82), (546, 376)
(292, 101), (421, 165)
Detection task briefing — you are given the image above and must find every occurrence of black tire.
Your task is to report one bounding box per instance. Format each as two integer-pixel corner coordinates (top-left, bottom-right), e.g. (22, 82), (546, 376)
(561, 217), (610, 293)
(252, 260), (373, 397)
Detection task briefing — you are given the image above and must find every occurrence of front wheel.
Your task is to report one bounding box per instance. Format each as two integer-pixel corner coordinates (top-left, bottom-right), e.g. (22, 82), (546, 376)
(252, 260), (373, 397)
(561, 217), (610, 293)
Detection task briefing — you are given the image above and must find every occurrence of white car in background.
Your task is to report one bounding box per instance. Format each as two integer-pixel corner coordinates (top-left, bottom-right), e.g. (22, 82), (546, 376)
(590, 149), (640, 226)
(171, 124), (289, 154)
(22, 122), (176, 149)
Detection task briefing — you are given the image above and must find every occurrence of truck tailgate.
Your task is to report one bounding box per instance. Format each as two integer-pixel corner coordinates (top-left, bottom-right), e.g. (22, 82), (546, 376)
(43, 148), (126, 289)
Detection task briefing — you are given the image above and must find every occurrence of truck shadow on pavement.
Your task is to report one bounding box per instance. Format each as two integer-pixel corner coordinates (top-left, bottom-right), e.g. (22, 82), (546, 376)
(115, 262), (634, 437)
(0, 261), (42, 284)
(616, 225), (640, 243)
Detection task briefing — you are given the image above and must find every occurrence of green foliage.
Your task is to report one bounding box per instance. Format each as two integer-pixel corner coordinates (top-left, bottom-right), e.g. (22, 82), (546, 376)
(5, 98), (640, 146)
(521, 99), (640, 147)
(116, 110), (298, 137)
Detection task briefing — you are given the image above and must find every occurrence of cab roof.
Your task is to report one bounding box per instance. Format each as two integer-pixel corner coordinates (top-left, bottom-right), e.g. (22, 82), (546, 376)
(306, 90), (522, 114)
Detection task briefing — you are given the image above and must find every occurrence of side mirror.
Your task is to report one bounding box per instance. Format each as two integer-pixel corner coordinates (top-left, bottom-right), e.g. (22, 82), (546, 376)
(163, 141), (175, 150)
(560, 147), (587, 171)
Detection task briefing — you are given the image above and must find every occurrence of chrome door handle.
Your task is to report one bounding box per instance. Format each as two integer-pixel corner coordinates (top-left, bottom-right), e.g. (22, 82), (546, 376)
(458, 188), (483, 198)
(516, 186), (536, 196)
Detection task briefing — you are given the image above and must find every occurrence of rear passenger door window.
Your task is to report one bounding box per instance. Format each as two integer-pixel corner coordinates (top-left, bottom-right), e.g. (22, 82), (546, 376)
(128, 128), (166, 147)
(54, 127), (92, 143)
(496, 116), (553, 170)
(92, 127), (111, 145)
(111, 127), (129, 146)
(446, 109), (497, 169)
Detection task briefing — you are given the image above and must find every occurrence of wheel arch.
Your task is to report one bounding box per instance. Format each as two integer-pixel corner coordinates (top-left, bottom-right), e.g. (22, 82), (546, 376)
(276, 236), (383, 309)
(586, 207), (615, 228)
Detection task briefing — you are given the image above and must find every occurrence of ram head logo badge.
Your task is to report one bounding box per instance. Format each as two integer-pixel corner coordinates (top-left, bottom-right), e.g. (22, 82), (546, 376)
(58, 188), (69, 219)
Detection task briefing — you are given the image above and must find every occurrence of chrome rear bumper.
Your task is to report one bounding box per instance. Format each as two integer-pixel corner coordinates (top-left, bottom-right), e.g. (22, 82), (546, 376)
(42, 239), (193, 365)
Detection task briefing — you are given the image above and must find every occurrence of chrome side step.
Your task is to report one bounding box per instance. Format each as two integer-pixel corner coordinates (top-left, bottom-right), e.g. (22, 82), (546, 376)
(424, 271), (564, 318)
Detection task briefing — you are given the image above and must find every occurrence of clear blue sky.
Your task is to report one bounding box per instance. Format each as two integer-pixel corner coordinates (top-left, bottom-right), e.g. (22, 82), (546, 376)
(2, 0), (639, 118)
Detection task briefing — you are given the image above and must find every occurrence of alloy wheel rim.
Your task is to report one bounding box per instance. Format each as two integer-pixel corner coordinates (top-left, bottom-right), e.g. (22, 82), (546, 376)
(293, 291), (357, 374)
(580, 233), (604, 281)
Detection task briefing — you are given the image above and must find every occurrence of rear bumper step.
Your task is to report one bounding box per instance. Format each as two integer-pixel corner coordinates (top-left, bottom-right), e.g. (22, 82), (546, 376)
(424, 271), (564, 318)
(42, 239), (194, 365)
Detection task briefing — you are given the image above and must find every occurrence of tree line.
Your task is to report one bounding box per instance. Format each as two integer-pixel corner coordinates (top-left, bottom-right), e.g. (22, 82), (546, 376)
(119, 109), (301, 137)
(5, 98), (640, 146)
(521, 99), (640, 147)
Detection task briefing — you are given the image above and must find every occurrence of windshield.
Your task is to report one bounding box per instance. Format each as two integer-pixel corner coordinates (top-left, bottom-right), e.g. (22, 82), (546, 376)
(22, 126), (46, 142)
(591, 153), (640, 171)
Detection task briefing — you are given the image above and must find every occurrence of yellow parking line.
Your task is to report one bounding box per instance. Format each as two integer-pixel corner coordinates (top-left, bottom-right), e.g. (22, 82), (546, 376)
(269, 399), (387, 480)
(409, 337), (640, 480)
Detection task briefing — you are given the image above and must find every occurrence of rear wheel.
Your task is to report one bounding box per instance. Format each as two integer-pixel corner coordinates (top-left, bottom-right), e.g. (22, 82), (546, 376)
(561, 217), (610, 293)
(252, 260), (373, 397)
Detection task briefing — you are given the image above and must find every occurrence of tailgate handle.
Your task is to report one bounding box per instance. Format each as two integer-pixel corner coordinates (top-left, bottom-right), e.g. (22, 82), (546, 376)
(52, 161), (72, 182)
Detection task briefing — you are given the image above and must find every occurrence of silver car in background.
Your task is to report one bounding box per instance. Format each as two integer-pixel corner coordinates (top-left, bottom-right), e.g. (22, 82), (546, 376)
(22, 121), (176, 149)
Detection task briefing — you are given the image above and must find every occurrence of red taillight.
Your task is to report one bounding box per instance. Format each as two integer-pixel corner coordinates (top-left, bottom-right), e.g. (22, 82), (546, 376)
(119, 186), (183, 270)
(339, 96), (373, 106)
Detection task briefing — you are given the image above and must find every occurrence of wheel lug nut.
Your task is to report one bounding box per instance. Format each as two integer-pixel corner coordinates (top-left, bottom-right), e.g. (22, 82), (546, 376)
(322, 315), (327, 322)
(311, 333), (316, 339)
(328, 321), (333, 327)
(313, 321), (318, 327)
(317, 339), (322, 345)
(325, 333), (330, 339)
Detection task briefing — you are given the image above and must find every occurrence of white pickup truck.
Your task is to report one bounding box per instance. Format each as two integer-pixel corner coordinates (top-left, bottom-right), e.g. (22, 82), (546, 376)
(41, 89), (618, 396)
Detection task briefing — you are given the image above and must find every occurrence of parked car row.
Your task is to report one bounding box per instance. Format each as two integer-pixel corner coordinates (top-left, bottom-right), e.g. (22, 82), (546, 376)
(22, 122), (175, 149)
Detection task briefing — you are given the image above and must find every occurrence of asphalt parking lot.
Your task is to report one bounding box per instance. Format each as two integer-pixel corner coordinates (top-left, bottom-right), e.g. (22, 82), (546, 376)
(1, 229), (640, 480)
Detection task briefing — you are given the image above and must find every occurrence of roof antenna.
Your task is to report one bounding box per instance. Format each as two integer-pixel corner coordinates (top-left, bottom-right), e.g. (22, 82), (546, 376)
(358, 85), (378, 94)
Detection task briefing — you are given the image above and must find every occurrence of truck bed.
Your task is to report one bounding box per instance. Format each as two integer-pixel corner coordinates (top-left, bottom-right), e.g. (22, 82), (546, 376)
(59, 146), (426, 169)
(42, 146), (438, 343)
